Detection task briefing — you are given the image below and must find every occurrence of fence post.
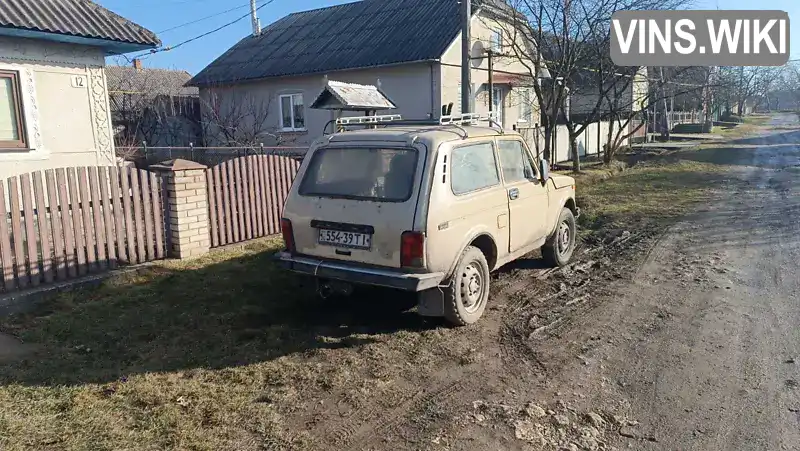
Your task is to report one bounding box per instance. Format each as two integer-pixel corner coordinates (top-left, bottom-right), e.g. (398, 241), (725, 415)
(151, 159), (210, 259)
(189, 142), (194, 161)
(142, 141), (148, 163)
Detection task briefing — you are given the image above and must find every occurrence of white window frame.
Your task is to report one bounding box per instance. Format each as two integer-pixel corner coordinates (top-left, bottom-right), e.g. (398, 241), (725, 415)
(492, 86), (504, 126)
(517, 88), (533, 124)
(279, 93), (306, 132)
(490, 29), (503, 52)
(0, 62), (44, 162)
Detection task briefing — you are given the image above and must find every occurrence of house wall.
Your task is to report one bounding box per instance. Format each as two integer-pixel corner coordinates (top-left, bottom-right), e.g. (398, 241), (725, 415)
(632, 67), (649, 112)
(0, 37), (115, 181)
(439, 11), (541, 129)
(518, 119), (630, 164)
(198, 63), (438, 148)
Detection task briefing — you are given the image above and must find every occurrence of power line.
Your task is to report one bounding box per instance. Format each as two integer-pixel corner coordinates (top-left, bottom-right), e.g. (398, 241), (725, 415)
(157, 0), (269, 34)
(130, 0), (276, 61)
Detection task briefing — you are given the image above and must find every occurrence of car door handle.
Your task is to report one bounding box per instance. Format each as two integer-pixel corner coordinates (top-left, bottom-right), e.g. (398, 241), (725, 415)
(508, 187), (519, 200)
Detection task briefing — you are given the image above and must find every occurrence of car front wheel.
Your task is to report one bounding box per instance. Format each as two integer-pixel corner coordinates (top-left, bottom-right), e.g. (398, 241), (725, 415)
(443, 246), (490, 326)
(542, 207), (577, 267)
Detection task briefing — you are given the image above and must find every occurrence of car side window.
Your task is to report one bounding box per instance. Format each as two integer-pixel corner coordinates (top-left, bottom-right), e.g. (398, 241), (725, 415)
(450, 141), (500, 195)
(497, 139), (537, 183)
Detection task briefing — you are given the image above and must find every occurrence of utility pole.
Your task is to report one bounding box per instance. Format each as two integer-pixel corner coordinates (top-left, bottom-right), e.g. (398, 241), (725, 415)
(461, 0), (472, 113)
(250, 0), (261, 36)
(487, 49), (494, 115)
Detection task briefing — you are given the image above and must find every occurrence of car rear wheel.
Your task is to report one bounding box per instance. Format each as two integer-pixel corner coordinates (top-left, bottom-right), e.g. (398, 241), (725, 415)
(444, 246), (490, 326)
(542, 207), (577, 267)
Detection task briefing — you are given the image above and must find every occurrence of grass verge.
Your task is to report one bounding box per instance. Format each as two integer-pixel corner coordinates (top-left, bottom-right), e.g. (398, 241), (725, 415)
(576, 159), (741, 241)
(0, 236), (456, 450)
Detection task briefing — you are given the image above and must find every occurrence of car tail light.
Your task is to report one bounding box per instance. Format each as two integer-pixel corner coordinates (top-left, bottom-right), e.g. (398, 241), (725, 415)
(401, 231), (425, 268)
(281, 218), (295, 253)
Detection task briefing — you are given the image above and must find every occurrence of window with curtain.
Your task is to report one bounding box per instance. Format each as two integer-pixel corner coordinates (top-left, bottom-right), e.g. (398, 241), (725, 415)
(279, 93), (305, 131)
(0, 71), (25, 148)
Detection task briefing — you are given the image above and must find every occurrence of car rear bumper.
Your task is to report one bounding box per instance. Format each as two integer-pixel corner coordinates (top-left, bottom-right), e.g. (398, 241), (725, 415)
(274, 252), (445, 292)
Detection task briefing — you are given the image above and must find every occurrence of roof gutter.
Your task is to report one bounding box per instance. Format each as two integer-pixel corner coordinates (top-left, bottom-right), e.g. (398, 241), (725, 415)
(188, 58), (441, 89)
(0, 28), (159, 55)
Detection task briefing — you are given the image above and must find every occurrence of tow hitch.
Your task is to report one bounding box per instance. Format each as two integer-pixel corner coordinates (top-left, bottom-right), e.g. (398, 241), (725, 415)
(317, 279), (354, 299)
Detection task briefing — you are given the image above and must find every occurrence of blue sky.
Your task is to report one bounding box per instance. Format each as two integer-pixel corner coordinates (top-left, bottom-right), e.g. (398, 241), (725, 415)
(98, 0), (800, 75)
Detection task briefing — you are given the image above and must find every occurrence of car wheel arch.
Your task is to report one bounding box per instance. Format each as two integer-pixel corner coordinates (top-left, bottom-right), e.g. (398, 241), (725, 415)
(447, 231), (499, 277)
(546, 196), (578, 238)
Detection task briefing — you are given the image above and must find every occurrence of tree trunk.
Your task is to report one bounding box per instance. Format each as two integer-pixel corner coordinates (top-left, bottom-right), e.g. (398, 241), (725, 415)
(570, 137), (580, 173)
(543, 122), (553, 162)
(604, 127), (614, 165)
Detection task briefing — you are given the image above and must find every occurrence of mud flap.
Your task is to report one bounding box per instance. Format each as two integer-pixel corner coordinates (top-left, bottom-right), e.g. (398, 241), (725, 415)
(416, 288), (445, 317)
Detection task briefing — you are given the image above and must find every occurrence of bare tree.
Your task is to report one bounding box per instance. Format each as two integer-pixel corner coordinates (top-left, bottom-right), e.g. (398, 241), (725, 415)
(200, 87), (292, 149)
(488, 0), (692, 172)
(107, 65), (202, 158)
(713, 66), (775, 116)
(600, 68), (707, 163)
(768, 63), (800, 111)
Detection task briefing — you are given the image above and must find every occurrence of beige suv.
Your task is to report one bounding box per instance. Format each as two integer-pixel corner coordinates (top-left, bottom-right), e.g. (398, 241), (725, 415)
(276, 114), (579, 326)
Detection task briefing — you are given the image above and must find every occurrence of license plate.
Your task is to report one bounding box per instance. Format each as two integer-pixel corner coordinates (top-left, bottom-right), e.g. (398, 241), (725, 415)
(318, 229), (372, 250)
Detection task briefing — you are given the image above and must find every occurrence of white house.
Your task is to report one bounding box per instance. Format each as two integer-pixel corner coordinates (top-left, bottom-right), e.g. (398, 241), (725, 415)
(188, 0), (547, 148)
(0, 0), (160, 180)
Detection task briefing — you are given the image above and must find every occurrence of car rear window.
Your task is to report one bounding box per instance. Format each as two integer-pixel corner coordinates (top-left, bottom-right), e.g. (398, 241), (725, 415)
(299, 147), (418, 202)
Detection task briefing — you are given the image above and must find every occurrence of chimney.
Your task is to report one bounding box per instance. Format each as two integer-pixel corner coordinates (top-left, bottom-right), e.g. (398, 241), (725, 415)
(133, 58), (142, 70)
(250, 0), (261, 36)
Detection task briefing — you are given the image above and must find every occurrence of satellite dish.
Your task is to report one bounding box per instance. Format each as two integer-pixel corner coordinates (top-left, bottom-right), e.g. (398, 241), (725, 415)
(471, 40), (486, 68)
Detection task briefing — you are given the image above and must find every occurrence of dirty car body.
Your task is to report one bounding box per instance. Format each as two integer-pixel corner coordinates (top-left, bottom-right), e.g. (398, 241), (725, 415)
(276, 116), (579, 325)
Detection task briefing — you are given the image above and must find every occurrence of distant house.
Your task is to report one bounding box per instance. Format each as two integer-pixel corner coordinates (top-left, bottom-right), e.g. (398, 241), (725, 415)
(188, 0), (548, 148)
(0, 0), (160, 180)
(561, 67), (649, 122)
(106, 63), (201, 148)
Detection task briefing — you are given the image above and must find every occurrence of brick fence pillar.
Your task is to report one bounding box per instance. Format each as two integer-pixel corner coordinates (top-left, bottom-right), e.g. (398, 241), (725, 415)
(152, 159), (210, 259)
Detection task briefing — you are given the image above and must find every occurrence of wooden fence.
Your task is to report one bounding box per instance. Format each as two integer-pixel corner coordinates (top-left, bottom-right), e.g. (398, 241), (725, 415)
(206, 155), (300, 248)
(0, 166), (165, 293)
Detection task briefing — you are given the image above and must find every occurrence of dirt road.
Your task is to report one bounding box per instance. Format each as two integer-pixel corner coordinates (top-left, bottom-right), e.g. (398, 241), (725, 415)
(534, 113), (800, 451)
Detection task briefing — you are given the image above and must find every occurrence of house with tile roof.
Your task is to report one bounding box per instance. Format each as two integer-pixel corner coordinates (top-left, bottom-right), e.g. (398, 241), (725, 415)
(188, 0), (548, 147)
(106, 65), (201, 148)
(0, 0), (159, 180)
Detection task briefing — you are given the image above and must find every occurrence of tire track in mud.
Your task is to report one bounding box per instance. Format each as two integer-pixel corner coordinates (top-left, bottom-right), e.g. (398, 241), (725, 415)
(304, 310), (505, 450)
(311, 369), (475, 450)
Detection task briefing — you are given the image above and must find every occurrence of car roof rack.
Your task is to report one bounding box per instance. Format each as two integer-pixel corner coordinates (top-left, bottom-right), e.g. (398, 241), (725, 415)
(333, 112), (505, 137)
(335, 114), (403, 125)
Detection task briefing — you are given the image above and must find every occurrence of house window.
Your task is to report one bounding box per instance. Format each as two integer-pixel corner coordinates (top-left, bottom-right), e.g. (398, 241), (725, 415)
(279, 93), (305, 131)
(518, 88), (533, 123)
(490, 29), (503, 52)
(0, 71), (26, 148)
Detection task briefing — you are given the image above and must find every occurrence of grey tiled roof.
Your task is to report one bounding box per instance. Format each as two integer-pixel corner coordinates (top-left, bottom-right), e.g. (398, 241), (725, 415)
(310, 80), (396, 110)
(106, 66), (199, 97)
(190, 0), (504, 87)
(0, 0), (160, 47)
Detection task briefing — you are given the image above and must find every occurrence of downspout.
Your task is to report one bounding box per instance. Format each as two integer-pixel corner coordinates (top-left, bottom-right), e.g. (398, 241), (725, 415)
(430, 62), (436, 118)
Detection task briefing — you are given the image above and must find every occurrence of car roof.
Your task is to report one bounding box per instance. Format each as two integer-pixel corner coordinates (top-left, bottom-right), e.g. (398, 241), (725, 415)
(324, 125), (520, 145)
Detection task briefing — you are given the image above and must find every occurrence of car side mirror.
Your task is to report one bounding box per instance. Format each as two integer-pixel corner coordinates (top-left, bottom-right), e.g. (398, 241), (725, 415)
(539, 159), (549, 184)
